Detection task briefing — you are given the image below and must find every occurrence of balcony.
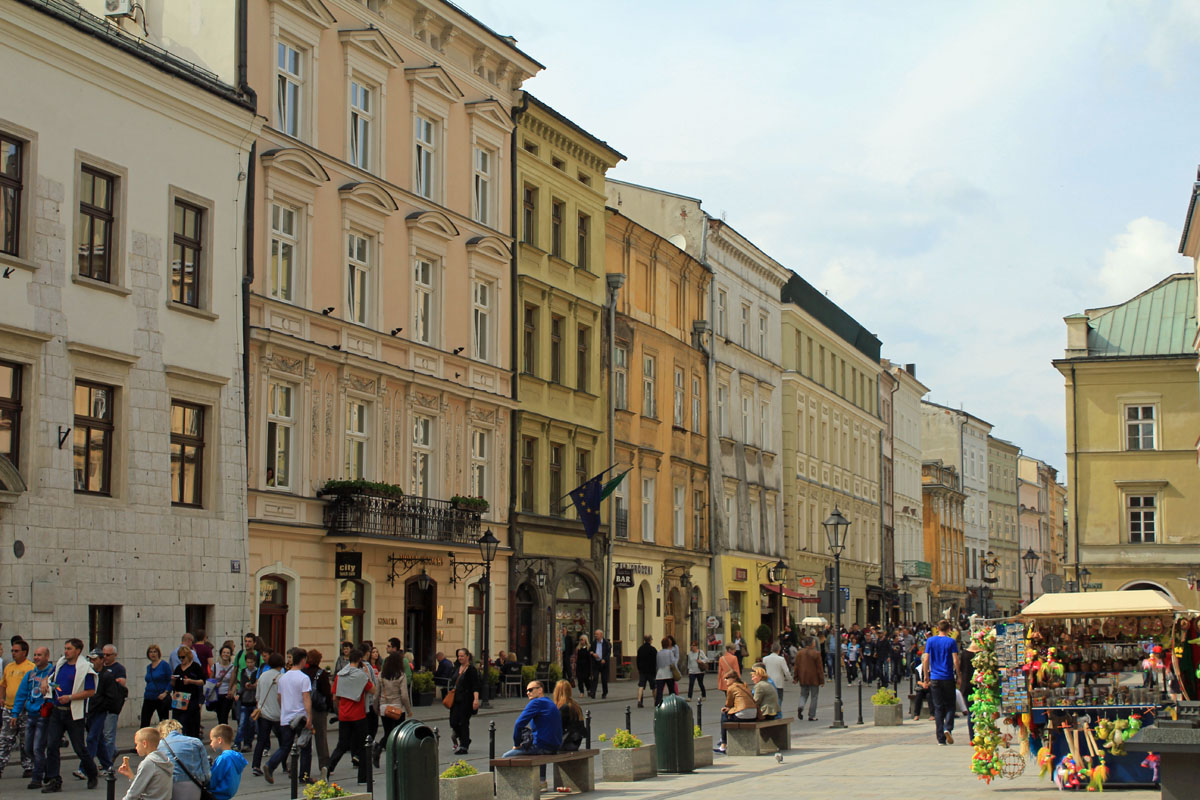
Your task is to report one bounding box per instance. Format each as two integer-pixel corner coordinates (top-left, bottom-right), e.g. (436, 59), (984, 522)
(322, 490), (482, 545)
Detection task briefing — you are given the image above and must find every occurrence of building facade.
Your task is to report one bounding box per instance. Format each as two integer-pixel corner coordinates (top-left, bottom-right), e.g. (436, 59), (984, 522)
(243, 0), (541, 667)
(884, 361), (930, 623)
(986, 436), (1021, 615)
(922, 460), (965, 615)
(0, 0), (257, 708)
(509, 94), (623, 667)
(605, 209), (710, 658)
(1052, 274), (1199, 601)
(1017, 456), (1051, 603)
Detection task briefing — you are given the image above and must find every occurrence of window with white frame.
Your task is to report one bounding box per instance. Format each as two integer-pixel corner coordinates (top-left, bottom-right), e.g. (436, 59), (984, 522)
(470, 429), (488, 502)
(349, 81), (372, 170)
(1127, 495), (1156, 543)
(642, 355), (657, 418)
(759, 313), (768, 355)
(691, 376), (701, 432)
(1125, 405), (1156, 450)
(472, 280), (491, 361)
(269, 203), (298, 302)
(266, 381), (294, 490)
(725, 493), (736, 542)
(614, 345), (628, 410)
(716, 289), (727, 337)
(673, 367), (685, 426)
(740, 304), (750, 348)
(641, 476), (655, 542)
(344, 400), (368, 479)
(741, 394), (751, 441)
(673, 485), (685, 547)
(276, 41), (303, 138)
(472, 147), (492, 225)
(414, 115), (436, 199)
(692, 490), (705, 550)
(614, 478), (628, 539)
(412, 415), (432, 497)
(346, 232), (370, 325)
(717, 384), (728, 437)
(760, 401), (770, 447)
(413, 257), (434, 344)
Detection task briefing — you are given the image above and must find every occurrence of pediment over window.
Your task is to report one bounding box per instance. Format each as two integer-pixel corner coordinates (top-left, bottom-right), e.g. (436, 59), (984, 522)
(338, 27), (403, 70)
(0, 455), (26, 505)
(269, 0), (337, 27)
(405, 65), (464, 103)
(406, 209), (459, 240)
(466, 235), (510, 263)
(340, 181), (398, 212)
(262, 148), (330, 186)
(466, 100), (511, 134)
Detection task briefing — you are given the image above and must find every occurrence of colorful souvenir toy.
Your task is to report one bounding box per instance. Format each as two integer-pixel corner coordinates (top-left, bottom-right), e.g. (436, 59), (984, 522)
(1140, 753), (1160, 783)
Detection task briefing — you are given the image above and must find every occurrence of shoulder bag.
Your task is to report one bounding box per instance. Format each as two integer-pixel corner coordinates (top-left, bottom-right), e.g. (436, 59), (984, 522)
(161, 739), (215, 800)
(442, 669), (461, 709)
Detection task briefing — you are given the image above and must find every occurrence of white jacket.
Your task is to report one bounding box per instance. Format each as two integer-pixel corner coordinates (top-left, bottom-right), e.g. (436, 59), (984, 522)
(48, 657), (97, 720)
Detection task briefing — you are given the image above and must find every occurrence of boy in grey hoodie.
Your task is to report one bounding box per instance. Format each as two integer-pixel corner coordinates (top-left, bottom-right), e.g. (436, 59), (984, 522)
(118, 728), (173, 800)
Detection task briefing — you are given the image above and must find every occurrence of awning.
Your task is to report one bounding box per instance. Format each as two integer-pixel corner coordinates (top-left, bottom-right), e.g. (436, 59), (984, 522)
(760, 583), (806, 600)
(1020, 589), (1184, 619)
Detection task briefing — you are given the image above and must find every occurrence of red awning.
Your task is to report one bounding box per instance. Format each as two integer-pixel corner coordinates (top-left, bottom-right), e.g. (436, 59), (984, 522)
(760, 583), (806, 600)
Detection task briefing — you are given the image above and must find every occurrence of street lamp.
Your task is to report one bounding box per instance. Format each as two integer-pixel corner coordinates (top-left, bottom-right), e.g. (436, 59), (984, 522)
(449, 530), (500, 707)
(1079, 567), (1091, 593)
(899, 574), (911, 625)
(1022, 548), (1040, 606)
(823, 507), (850, 729)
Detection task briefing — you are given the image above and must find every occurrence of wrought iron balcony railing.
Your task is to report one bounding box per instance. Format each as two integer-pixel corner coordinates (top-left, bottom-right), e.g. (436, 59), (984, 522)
(322, 491), (482, 545)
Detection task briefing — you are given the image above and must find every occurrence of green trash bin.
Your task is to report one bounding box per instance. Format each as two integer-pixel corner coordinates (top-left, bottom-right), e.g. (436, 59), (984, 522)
(385, 718), (439, 800)
(654, 693), (695, 773)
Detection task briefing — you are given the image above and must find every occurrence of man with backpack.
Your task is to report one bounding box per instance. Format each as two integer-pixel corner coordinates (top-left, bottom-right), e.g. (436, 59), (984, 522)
(80, 648), (127, 779)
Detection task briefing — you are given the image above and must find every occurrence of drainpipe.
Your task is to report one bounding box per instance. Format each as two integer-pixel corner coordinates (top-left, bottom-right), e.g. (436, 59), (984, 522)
(509, 94), (527, 655)
(236, 0), (258, 449)
(1070, 363), (1080, 583)
(700, 218), (723, 637)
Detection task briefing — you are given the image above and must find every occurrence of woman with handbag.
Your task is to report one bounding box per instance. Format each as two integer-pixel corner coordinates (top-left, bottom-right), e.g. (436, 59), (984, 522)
(171, 647), (205, 737)
(654, 637), (679, 706)
(447, 648), (480, 755)
(205, 646), (237, 726)
(572, 635), (593, 698)
(142, 645), (174, 727)
(373, 653), (413, 766)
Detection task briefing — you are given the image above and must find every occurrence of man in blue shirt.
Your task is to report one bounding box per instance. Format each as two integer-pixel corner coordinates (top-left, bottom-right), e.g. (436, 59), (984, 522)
(921, 619), (961, 746)
(503, 681), (562, 756)
(12, 646), (54, 789)
(41, 638), (98, 791)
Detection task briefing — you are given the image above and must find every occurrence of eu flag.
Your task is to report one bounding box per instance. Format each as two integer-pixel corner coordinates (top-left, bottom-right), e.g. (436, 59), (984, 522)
(568, 473), (604, 538)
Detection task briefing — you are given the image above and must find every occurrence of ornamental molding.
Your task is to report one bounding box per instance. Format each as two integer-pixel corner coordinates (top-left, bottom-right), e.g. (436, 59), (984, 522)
(262, 148), (330, 186)
(338, 27), (403, 70)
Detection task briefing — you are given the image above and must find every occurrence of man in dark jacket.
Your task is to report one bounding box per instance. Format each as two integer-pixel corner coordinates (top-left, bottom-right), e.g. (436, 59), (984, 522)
(635, 635), (656, 708)
(590, 630), (612, 699)
(83, 649), (126, 777)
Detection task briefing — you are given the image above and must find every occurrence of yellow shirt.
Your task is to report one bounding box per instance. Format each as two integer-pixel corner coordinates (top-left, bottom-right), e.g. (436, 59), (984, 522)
(2, 659), (34, 710)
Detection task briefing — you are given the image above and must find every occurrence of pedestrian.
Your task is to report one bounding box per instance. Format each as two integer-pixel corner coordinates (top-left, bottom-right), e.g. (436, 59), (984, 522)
(156, 719), (209, 800)
(686, 641), (708, 699)
(191, 632), (213, 678)
(81, 648), (126, 779)
(231, 651), (259, 753)
(358, 644), (381, 759)
(861, 631), (876, 684)
(921, 619), (961, 746)
(716, 644), (740, 694)
(250, 651), (283, 778)
(571, 635), (593, 697)
(167, 635), (199, 673)
(325, 648), (373, 781)
(116, 727), (173, 800)
(232, 634), (261, 683)
(911, 651), (933, 721)
(715, 672), (757, 754)
(206, 724), (246, 800)
(140, 646), (173, 728)
(41, 638), (99, 792)
(762, 642), (789, 707)
(333, 642), (353, 675)
(264, 647), (313, 784)
(654, 637), (677, 706)
(844, 634), (861, 683)
(751, 667), (780, 720)
(13, 645), (54, 788)
(792, 637), (824, 722)
(447, 648), (481, 755)
(591, 630), (611, 699)
(0, 638), (34, 780)
(501, 680), (562, 758)
(170, 647), (205, 738)
(205, 646), (237, 726)
(876, 633), (893, 687)
(373, 652), (411, 767)
(301, 650), (332, 778)
(732, 632), (746, 673)
(959, 636), (979, 742)
(635, 635), (656, 708)
(554, 681), (585, 752)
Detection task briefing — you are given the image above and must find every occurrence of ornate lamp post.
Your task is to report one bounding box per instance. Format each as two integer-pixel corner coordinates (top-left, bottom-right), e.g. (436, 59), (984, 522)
(899, 574), (911, 625)
(449, 530), (500, 707)
(823, 507), (850, 729)
(1079, 567), (1091, 593)
(1022, 548), (1040, 606)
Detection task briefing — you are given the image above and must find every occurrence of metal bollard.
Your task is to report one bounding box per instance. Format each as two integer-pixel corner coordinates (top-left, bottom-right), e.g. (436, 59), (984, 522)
(106, 772), (117, 800)
(364, 734), (374, 794)
(696, 700), (702, 730)
(856, 680), (864, 725)
(625, 705), (631, 731)
(585, 709), (592, 749)
(489, 721), (496, 761)
(289, 736), (300, 799)
(434, 726), (439, 746)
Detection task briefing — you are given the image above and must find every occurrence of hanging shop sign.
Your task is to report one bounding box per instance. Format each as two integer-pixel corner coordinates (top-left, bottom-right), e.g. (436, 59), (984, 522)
(336, 551), (362, 580)
(614, 568), (634, 588)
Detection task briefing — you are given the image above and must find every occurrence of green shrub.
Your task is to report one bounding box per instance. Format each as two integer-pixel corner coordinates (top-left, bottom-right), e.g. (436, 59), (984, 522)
(693, 725), (703, 739)
(548, 663), (562, 683)
(611, 729), (644, 749)
(521, 665), (536, 685)
(440, 760), (479, 779)
(320, 479), (404, 498)
(871, 687), (899, 706)
(755, 624), (773, 643)
(411, 671), (434, 693)
(487, 666), (500, 686)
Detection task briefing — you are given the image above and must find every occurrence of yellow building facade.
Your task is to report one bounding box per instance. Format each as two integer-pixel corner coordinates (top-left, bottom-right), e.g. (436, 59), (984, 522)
(923, 460), (966, 612)
(1053, 274), (1199, 602)
(510, 94), (623, 667)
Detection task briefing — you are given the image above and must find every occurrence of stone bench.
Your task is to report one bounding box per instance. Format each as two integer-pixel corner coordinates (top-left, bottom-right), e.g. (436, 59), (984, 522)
(490, 748), (598, 800)
(722, 717), (793, 756)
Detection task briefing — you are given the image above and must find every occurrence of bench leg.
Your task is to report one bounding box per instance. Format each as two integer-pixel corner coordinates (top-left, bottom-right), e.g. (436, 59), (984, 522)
(768, 725), (791, 752)
(556, 757), (595, 793)
(726, 728), (757, 757)
(495, 765), (540, 800)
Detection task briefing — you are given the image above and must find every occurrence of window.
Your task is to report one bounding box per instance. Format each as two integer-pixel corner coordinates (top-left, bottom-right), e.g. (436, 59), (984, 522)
(760, 401), (770, 448)
(470, 429), (488, 501)
(1128, 495), (1156, 543)
(740, 304), (750, 348)
(673, 485), (685, 547)
(551, 199), (564, 257)
(741, 394), (751, 441)
(77, 165), (115, 282)
(522, 304), (537, 374)
(344, 400), (367, 479)
(349, 81), (372, 170)
(467, 280), (491, 361)
(339, 580), (365, 645)
(550, 315), (564, 383)
(0, 360), (21, 467)
(692, 490), (705, 550)
(641, 476), (655, 542)
(88, 605), (116, 652)
(716, 290), (727, 337)
(576, 325), (590, 392)
(614, 345), (628, 410)
(520, 436), (535, 511)
(673, 367), (685, 426)
(269, 203), (297, 302)
(642, 355), (657, 418)
(73, 381), (113, 495)
(412, 415), (431, 496)
(413, 258), (433, 343)
(575, 449), (589, 490)
(691, 377), (701, 432)
(549, 443), (563, 515)
(725, 493), (736, 542)
(615, 479), (628, 539)
(169, 401), (204, 506)
(184, 605), (209, 640)
(1125, 405), (1156, 450)
(265, 382), (293, 489)
(522, 184), (537, 245)
(577, 213), (590, 269)
(717, 384), (728, 437)
(1, 135), (23, 256)
(414, 115), (436, 199)
(472, 147), (492, 225)
(347, 233), (370, 325)
(759, 313), (768, 355)
(276, 42), (302, 137)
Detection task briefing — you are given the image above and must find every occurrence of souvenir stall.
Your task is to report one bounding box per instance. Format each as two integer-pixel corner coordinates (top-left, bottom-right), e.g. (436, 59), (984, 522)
(969, 590), (1186, 790)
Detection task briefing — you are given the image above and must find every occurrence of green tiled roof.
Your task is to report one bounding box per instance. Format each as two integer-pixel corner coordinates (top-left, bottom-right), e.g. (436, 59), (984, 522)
(1085, 273), (1196, 357)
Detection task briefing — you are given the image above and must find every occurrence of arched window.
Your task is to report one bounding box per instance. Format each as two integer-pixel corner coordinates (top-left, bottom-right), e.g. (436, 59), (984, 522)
(259, 575), (289, 654)
(339, 579), (366, 644)
(468, 582), (486, 659)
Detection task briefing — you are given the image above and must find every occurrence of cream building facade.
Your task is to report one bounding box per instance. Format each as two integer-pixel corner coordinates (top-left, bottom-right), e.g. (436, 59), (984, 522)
(0, 0), (258, 710)
(986, 436), (1021, 615)
(883, 361), (930, 623)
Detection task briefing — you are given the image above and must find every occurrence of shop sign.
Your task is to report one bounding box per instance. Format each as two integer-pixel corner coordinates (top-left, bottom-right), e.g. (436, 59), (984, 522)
(733, 567), (748, 582)
(706, 615), (720, 629)
(614, 568), (634, 588)
(615, 563), (653, 575)
(377, 617), (398, 626)
(336, 551), (362, 579)
(797, 576), (816, 588)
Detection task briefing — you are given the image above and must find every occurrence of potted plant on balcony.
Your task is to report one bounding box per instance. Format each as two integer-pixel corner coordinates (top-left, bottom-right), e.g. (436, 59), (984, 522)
(319, 479), (405, 499)
(600, 729), (657, 781)
(439, 760), (493, 800)
(871, 687), (903, 726)
(450, 495), (489, 513)
(411, 670), (435, 706)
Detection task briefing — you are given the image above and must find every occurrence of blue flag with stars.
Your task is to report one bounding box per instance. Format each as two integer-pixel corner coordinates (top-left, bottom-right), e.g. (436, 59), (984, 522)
(568, 473), (605, 538)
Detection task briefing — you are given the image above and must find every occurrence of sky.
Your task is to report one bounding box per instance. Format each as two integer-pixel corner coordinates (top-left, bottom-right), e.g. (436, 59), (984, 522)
(469, 0), (1199, 468)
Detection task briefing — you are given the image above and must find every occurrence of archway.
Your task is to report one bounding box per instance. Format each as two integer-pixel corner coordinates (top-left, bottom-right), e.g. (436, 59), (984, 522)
(1120, 580), (1178, 603)
(555, 572), (594, 668)
(405, 575), (437, 670)
(258, 575), (289, 654)
(515, 583), (536, 665)
(636, 582), (648, 644)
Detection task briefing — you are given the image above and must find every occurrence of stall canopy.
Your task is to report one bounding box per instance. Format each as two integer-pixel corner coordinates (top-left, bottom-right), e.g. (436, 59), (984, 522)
(1020, 589), (1183, 618)
(760, 583), (806, 599)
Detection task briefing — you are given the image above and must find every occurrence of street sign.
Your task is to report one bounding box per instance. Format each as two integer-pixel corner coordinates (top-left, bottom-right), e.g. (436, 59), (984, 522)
(1042, 573), (1064, 593)
(840, 587), (850, 601)
(817, 589), (848, 615)
(1084, 582), (1103, 590)
(797, 576), (816, 588)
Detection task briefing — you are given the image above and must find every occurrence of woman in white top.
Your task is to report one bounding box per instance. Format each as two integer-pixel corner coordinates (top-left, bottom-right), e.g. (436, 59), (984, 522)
(686, 641), (708, 699)
(654, 637), (678, 706)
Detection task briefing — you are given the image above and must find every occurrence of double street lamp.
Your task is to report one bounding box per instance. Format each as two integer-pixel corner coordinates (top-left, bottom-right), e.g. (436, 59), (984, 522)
(1022, 547), (1040, 606)
(449, 530), (501, 708)
(823, 507), (850, 729)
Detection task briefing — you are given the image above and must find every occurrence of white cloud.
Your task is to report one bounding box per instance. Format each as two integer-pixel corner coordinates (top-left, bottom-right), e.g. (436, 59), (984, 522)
(1097, 217), (1190, 303)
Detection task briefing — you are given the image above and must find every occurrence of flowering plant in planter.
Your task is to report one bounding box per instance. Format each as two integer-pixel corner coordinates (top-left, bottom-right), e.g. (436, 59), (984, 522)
(320, 479), (405, 499)
(871, 687), (900, 705)
(612, 729), (644, 749)
(440, 761), (479, 779)
(302, 780), (351, 800)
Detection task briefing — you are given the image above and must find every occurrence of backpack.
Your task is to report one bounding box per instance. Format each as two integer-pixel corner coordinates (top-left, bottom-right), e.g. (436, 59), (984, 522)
(310, 668), (332, 713)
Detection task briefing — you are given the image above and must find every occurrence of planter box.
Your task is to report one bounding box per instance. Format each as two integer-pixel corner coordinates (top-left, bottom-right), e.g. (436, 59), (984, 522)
(873, 703), (903, 726)
(693, 735), (713, 768)
(440, 772), (493, 800)
(297, 794), (371, 800)
(602, 744), (657, 781)
(412, 691), (435, 706)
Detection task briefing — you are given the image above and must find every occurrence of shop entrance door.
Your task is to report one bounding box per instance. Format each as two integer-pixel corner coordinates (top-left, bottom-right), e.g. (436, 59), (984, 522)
(405, 576), (437, 670)
(258, 575), (289, 655)
(515, 583), (535, 664)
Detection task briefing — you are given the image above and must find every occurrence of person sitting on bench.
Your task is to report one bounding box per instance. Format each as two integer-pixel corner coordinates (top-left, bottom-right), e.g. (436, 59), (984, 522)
(502, 681), (563, 785)
(717, 671), (758, 754)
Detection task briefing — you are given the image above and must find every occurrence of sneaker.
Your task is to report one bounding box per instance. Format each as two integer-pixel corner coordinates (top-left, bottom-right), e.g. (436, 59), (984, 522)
(71, 770), (86, 781)
(945, 732), (954, 745)
(27, 780), (43, 790)
(263, 766), (275, 784)
(319, 768), (329, 782)
(251, 768), (263, 777)
(715, 744), (726, 753)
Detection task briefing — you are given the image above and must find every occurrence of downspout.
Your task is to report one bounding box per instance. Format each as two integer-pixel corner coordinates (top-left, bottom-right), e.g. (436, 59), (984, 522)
(883, 375), (898, 617)
(1070, 363), (1080, 582)
(958, 413), (969, 613)
(509, 94), (527, 655)
(701, 218), (722, 637)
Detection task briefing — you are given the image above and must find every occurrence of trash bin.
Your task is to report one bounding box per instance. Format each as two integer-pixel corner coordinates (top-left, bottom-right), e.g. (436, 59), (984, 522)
(654, 693), (695, 773)
(385, 718), (439, 800)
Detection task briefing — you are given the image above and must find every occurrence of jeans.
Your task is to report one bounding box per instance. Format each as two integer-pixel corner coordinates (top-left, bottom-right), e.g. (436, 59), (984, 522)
(687, 673), (707, 698)
(799, 684), (820, 719)
(44, 709), (95, 783)
(930, 679), (956, 744)
(233, 704), (256, 749)
(502, 744), (556, 780)
(27, 712), (48, 782)
(327, 717), (367, 781)
(85, 712), (116, 770)
(654, 678), (676, 706)
(0, 707), (31, 773)
(266, 721), (298, 773)
(252, 718), (281, 770)
(911, 685), (930, 718)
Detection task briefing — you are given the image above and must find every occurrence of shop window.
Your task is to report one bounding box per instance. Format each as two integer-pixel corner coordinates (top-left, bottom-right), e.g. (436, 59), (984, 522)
(340, 579), (366, 644)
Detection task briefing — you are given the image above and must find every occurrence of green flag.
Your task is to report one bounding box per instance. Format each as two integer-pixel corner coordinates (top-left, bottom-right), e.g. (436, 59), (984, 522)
(598, 468), (631, 502)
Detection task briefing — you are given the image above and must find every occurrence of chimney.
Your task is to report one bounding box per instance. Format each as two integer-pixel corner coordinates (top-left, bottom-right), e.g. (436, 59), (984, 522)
(1064, 314), (1089, 358)
(904, 363), (916, 378)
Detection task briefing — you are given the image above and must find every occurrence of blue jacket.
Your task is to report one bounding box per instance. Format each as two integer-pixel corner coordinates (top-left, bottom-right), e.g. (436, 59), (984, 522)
(144, 661), (173, 699)
(209, 749), (246, 800)
(158, 732), (211, 785)
(12, 663), (55, 716)
(512, 696), (562, 752)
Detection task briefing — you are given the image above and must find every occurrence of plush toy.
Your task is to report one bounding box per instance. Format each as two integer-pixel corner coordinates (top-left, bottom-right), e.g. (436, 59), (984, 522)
(1126, 713), (1142, 737)
(1140, 753), (1160, 783)
(1037, 745), (1054, 778)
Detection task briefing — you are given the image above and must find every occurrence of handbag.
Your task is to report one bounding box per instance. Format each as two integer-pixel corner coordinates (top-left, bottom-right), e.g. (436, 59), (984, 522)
(670, 664), (682, 681)
(383, 705), (406, 720)
(441, 689), (455, 710)
(170, 691), (191, 711)
(162, 739), (216, 800)
(955, 689), (969, 713)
